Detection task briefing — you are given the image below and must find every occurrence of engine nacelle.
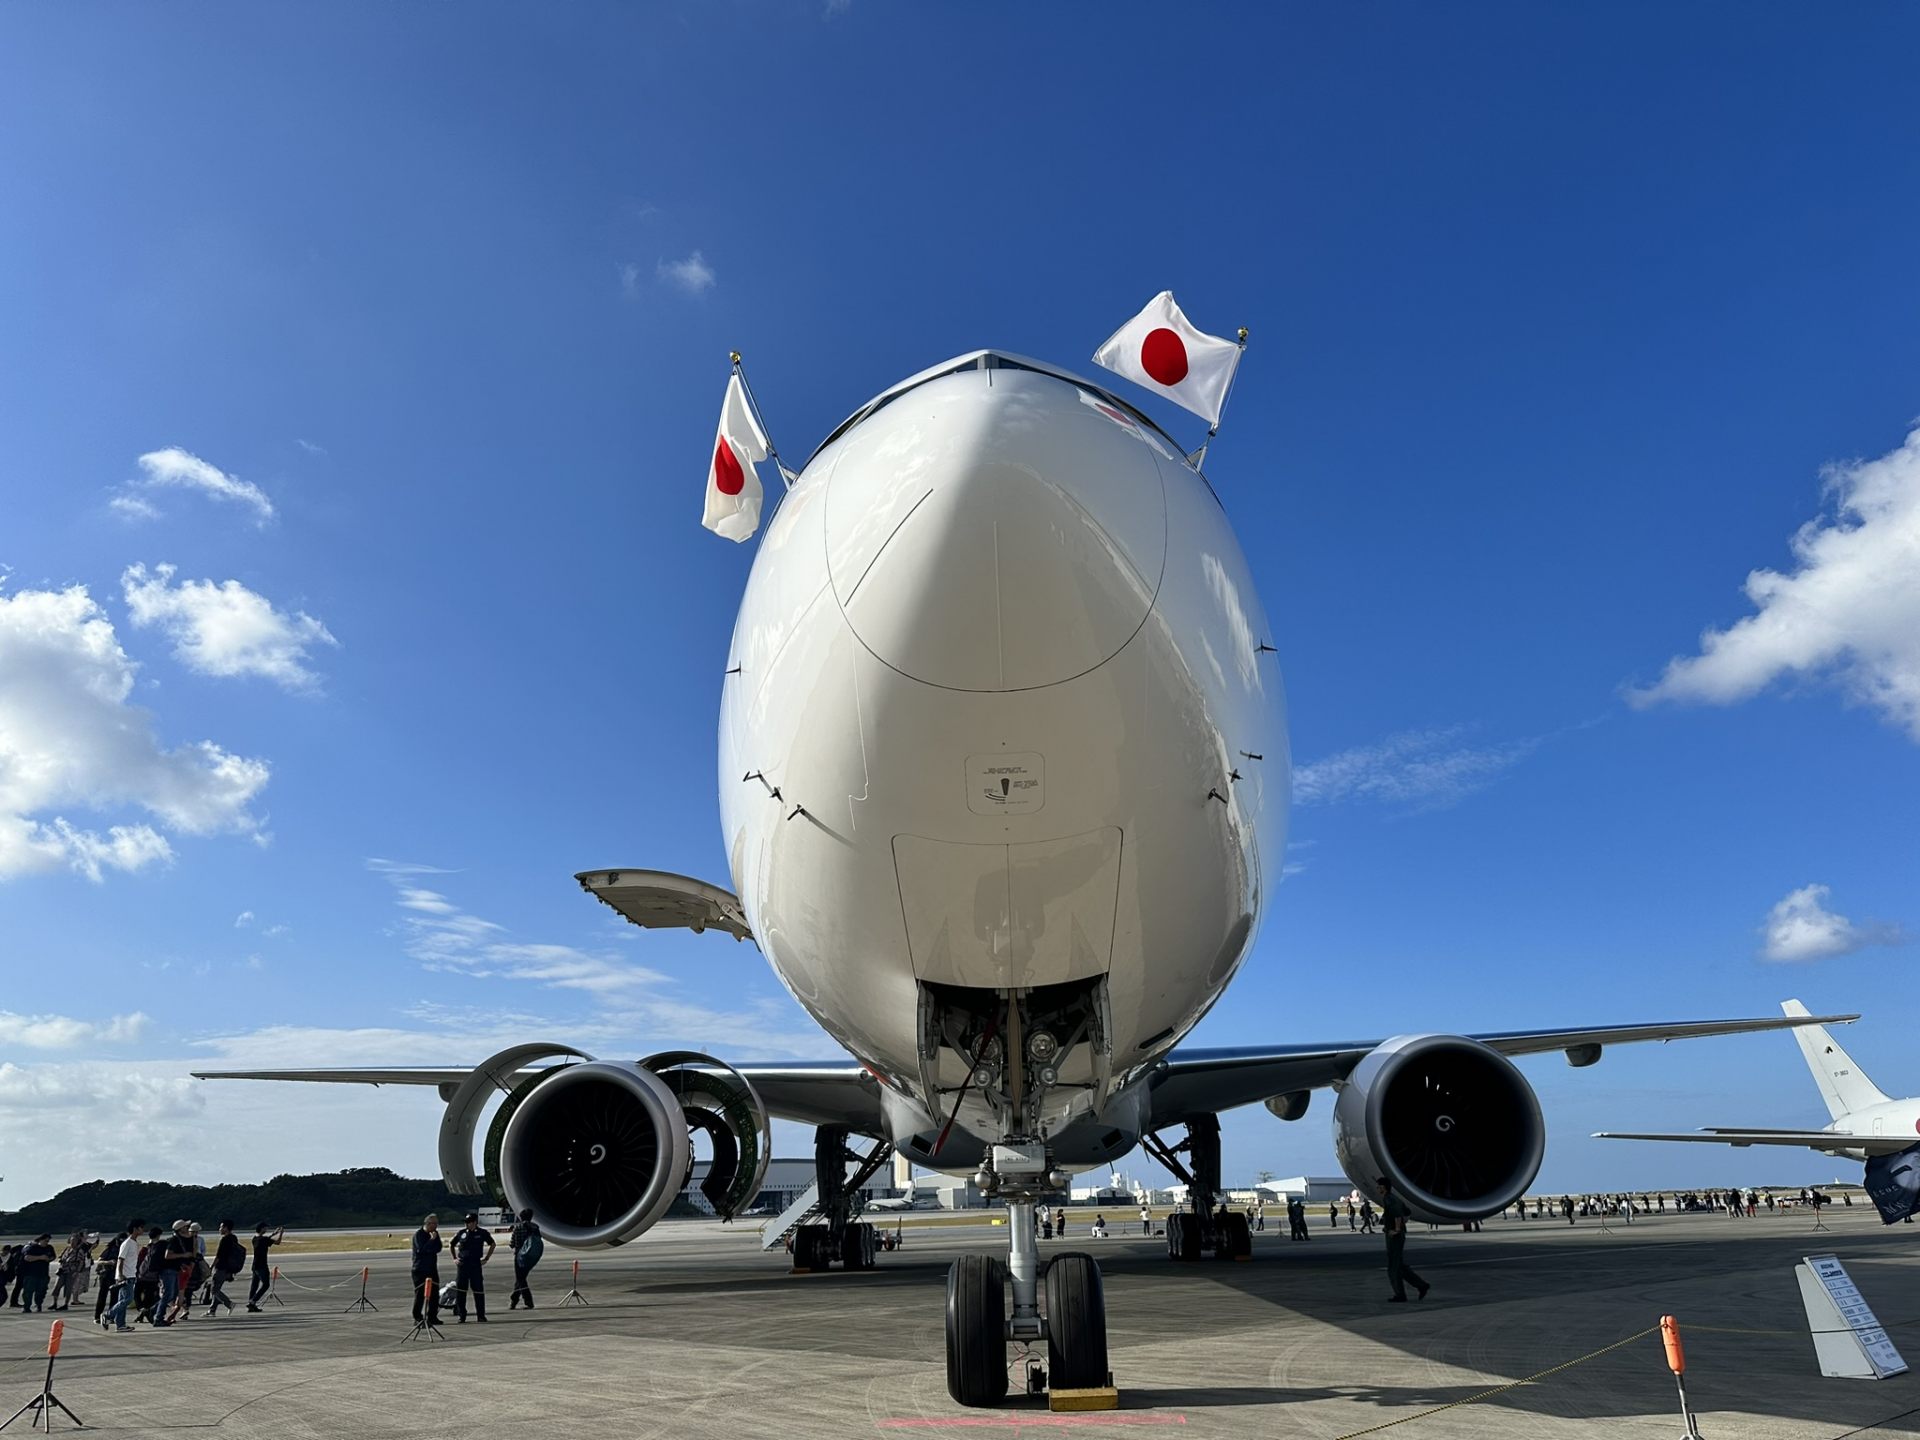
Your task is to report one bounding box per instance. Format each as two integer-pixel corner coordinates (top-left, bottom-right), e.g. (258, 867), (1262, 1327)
(1332, 1034), (1544, 1224)
(475, 1050), (771, 1248)
(498, 1061), (690, 1247)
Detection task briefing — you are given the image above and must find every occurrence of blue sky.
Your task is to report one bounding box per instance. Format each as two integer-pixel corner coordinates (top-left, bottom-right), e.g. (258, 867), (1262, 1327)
(3, 2), (1918, 1208)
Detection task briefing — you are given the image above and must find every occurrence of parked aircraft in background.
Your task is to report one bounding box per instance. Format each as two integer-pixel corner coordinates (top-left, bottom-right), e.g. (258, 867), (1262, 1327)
(198, 347), (1852, 1405)
(866, 1193), (939, 1212)
(1598, 1000), (1920, 1223)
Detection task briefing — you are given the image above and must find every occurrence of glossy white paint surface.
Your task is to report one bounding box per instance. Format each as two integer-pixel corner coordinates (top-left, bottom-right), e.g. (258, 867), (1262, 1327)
(718, 355), (1286, 1168)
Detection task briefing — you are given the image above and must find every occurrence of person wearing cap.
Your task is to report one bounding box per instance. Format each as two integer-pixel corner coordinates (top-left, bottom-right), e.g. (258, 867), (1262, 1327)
(1376, 1177), (1430, 1303)
(149, 1221), (191, 1325)
(16, 1235), (56, 1312)
(448, 1212), (495, 1322)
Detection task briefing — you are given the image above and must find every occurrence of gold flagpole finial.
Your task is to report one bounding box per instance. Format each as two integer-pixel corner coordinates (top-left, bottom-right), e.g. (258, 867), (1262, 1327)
(1237, 327), (1249, 344)
(729, 351), (742, 366)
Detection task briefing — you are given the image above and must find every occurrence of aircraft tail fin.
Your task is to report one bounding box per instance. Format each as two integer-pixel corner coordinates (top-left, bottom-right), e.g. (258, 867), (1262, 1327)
(1783, 999), (1890, 1122)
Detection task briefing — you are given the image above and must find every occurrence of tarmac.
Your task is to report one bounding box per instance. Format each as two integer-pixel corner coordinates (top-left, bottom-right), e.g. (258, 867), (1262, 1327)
(3, 1205), (1916, 1438)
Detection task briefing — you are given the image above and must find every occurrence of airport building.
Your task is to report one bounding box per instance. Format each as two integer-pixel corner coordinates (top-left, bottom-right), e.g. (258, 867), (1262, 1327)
(681, 1158), (895, 1217)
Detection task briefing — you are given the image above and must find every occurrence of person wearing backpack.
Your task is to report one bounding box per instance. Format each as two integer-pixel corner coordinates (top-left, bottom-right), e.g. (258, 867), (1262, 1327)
(206, 1221), (247, 1316)
(508, 1209), (544, 1310)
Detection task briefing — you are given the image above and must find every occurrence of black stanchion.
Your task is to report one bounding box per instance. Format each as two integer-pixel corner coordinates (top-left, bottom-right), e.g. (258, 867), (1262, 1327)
(557, 1259), (588, 1307)
(402, 1278), (444, 1343)
(344, 1265), (378, 1313)
(1, 1321), (82, 1432)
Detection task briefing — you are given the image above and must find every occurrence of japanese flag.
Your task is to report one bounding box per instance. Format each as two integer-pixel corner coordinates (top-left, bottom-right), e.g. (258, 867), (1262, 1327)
(702, 373), (771, 542)
(1092, 292), (1242, 425)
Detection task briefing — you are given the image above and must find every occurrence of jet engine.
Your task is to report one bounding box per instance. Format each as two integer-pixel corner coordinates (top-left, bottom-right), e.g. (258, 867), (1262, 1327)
(1331, 1034), (1544, 1223)
(444, 1046), (770, 1248)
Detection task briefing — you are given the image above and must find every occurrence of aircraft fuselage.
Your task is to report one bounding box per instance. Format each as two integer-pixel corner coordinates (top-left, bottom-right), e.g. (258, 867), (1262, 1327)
(718, 354), (1285, 1171)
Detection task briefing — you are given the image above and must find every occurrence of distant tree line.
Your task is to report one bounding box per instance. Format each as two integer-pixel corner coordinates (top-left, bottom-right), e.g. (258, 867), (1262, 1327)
(2, 1169), (490, 1233)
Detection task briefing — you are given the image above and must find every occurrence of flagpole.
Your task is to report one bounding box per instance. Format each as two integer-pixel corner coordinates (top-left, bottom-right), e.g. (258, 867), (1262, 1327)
(1188, 327), (1249, 472)
(730, 351), (797, 490)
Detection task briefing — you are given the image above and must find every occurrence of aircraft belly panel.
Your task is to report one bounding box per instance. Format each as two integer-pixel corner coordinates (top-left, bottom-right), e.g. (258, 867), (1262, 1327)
(893, 827), (1121, 989)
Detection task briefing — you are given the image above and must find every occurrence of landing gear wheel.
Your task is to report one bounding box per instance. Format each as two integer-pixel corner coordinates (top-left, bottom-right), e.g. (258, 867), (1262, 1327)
(794, 1225), (832, 1273)
(945, 1254), (1008, 1406)
(1044, 1253), (1108, 1390)
(1165, 1212), (1201, 1262)
(1219, 1212), (1252, 1260)
(843, 1222), (876, 1270)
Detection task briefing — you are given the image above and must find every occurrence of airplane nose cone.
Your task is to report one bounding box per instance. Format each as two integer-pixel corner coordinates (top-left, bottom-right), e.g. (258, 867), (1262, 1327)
(824, 367), (1168, 691)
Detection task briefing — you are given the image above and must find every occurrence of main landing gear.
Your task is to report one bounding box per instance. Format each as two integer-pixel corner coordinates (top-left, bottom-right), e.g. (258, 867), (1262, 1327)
(790, 1125), (889, 1272)
(1141, 1114), (1252, 1262)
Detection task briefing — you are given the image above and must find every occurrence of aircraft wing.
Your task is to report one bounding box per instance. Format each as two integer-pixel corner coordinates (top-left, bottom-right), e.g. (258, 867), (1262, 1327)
(1594, 1127), (1911, 1155)
(1145, 1013), (1859, 1125)
(191, 1061), (885, 1131)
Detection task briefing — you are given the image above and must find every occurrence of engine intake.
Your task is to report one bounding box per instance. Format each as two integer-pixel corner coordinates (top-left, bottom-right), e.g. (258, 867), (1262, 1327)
(1332, 1034), (1544, 1223)
(499, 1061), (689, 1247)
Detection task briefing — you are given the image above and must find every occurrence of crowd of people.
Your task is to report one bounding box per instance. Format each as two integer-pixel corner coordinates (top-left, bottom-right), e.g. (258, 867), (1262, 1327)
(0, 1218), (285, 1330)
(1500, 1187), (1854, 1223)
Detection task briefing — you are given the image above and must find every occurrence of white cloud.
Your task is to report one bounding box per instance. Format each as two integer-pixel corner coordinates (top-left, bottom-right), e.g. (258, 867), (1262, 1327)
(116, 447), (275, 524)
(0, 1011), (148, 1050)
(1294, 726), (1538, 810)
(0, 583), (270, 881)
(619, 261), (643, 300)
(368, 862), (837, 1054)
(824, 0), (851, 16)
(294, 438), (327, 456)
(1760, 883), (1905, 964)
(657, 250), (716, 295)
(108, 494), (160, 522)
(1631, 424), (1920, 740)
(234, 910), (254, 928)
(122, 563), (337, 690)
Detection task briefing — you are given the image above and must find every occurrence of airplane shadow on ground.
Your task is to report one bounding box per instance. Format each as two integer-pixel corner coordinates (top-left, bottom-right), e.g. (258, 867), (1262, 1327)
(609, 1219), (1920, 1432)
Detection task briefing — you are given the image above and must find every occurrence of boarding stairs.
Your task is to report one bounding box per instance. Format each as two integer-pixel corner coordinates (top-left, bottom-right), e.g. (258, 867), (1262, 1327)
(758, 1139), (895, 1250)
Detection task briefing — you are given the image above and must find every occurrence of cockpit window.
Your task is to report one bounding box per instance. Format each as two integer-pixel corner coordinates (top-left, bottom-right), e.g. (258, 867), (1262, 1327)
(806, 352), (1185, 465)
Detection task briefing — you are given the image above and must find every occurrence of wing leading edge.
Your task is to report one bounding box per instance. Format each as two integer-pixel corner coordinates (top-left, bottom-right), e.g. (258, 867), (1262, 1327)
(191, 1061), (884, 1131)
(1145, 1013), (1859, 1126)
(1594, 1127), (1909, 1156)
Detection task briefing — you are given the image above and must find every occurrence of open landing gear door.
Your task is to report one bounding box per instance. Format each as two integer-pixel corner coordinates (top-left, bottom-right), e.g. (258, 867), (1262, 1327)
(575, 868), (753, 942)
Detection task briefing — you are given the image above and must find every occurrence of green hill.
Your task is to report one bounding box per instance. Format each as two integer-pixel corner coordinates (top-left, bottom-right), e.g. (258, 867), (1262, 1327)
(3, 1169), (489, 1234)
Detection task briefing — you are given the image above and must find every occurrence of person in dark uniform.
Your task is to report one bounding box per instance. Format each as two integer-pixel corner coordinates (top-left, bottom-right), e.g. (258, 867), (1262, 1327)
(410, 1213), (443, 1326)
(508, 1210), (542, 1310)
(1377, 1177), (1429, 1303)
(246, 1224), (284, 1311)
(449, 1213), (495, 1322)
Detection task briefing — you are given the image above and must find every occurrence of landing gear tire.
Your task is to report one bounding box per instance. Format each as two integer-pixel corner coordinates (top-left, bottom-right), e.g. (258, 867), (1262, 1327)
(794, 1225), (832, 1273)
(945, 1254), (1008, 1407)
(843, 1222), (876, 1270)
(1044, 1253), (1108, 1390)
(1219, 1212), (1252, 1260)
(1165, 1212), (1201, 1262)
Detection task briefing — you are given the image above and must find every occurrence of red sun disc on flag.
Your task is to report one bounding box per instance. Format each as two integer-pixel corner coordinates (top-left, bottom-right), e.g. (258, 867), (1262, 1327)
(712, 437), (745, 495)
(1140, 328), (1189, 386)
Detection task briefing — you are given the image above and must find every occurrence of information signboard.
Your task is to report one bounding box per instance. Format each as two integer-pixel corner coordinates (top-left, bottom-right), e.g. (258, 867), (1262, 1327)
(1796, 1254), (1908, 1380)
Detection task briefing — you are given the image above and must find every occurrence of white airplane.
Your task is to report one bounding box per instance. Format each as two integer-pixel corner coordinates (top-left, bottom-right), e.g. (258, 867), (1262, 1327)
(1597, 1000), (1920, 1174)
(197, 349), (1854, 1405)
(866, 1193), (938, 1212)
